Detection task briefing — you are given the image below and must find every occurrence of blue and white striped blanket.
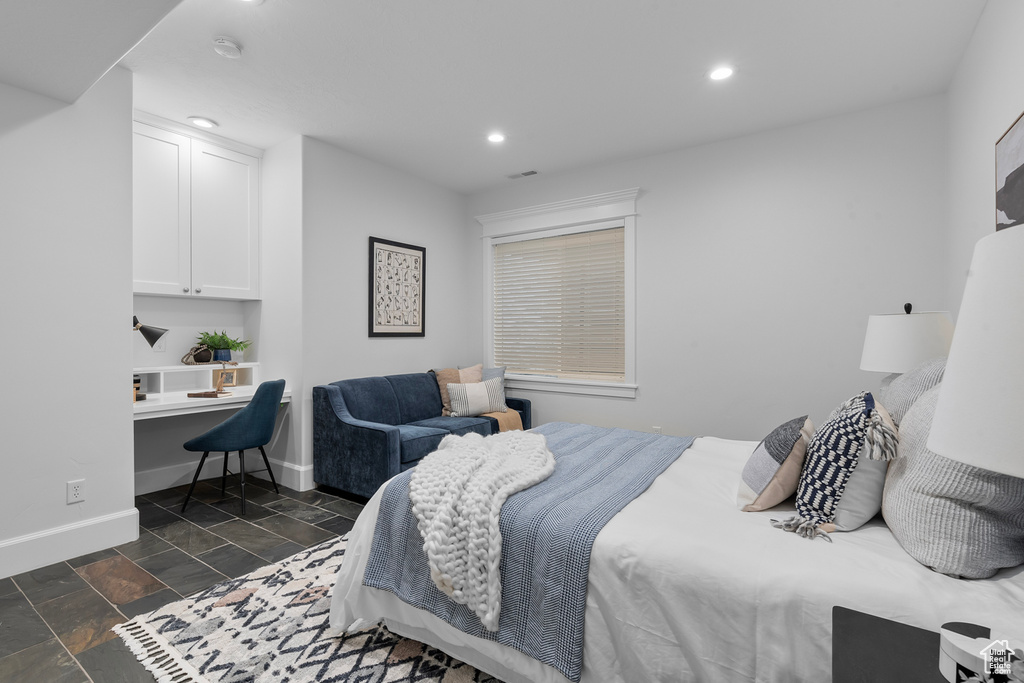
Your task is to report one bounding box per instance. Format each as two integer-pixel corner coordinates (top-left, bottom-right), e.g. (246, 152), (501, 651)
(362, 422), (695, 682)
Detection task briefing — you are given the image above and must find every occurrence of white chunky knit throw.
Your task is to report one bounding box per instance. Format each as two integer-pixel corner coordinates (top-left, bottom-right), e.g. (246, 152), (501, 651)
(409, 430), (555, 631)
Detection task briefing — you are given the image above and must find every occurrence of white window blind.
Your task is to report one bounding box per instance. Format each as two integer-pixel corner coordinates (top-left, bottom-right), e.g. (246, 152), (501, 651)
(492, 226), (625, 381)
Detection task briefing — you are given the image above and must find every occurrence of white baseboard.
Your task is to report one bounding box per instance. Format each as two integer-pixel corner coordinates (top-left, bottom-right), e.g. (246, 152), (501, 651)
(135, 454), (230, 495)
(249, 458), (315, 492)
(136, 455), (315, 495)
(0, 508), (139, 579)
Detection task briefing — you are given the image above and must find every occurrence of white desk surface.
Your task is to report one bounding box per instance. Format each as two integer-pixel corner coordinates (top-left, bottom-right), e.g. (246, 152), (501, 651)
(133, 387), (293, 420)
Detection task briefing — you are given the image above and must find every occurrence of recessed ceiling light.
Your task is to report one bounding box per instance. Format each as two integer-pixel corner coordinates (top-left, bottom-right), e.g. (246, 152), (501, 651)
(708, 66), (735, 81)
(213, 37), (242, 59)
(188, 116), (218, 129)
(239, 0), (264, 4)
(488, 132), (506, 143)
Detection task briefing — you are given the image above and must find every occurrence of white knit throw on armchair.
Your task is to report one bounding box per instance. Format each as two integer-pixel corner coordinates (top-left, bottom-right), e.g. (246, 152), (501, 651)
(409, 430), (555, 631)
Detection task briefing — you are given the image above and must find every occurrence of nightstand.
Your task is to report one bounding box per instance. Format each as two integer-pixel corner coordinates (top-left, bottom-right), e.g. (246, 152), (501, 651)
(833, 606), (945, 682)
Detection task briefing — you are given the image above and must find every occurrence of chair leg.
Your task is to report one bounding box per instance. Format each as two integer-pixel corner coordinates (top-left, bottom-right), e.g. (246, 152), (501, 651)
(238, 449), (246, 515)
(259, 446), (280, 493)
(182, 451), (210, 513)
(221, 451), (229, 495)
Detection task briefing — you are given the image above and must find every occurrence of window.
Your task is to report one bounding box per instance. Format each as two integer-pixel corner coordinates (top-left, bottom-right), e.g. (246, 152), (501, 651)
(493, 225), (625, 381)
(478, 189), (638, 398)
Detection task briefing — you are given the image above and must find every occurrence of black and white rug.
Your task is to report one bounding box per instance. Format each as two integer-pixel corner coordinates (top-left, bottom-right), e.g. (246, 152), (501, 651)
(113, 535), (499, 682)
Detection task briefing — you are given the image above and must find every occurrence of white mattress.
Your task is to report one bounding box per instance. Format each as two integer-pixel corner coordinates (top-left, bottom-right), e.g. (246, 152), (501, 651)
(330, 436), (1024, 682)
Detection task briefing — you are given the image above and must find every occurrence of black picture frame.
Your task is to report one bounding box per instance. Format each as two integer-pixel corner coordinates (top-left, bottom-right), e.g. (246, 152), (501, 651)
(368, 236), (426, 337)
(995, 109), (1024, 231)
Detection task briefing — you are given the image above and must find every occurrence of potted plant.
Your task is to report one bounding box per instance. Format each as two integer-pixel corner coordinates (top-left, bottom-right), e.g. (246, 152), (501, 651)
(196, 330), (252, 362)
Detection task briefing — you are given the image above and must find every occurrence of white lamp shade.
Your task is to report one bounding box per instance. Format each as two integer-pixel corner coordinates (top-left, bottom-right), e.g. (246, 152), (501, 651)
(859, 312), (954, 373)
(927, 226), (1024, 478)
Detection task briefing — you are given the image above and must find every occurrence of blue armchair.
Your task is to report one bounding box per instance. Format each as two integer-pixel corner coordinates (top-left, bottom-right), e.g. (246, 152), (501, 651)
(312, 371), (531, 499)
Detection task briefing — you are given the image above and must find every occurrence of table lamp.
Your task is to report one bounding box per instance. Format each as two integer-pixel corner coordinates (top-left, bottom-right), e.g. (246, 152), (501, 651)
(927, 226), (1024, 479)
(859, 304), (954, 387)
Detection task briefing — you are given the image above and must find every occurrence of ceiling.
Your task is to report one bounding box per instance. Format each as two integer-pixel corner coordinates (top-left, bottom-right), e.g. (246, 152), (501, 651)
(5, 1), (989, 194)
(0, 0), (179, 103)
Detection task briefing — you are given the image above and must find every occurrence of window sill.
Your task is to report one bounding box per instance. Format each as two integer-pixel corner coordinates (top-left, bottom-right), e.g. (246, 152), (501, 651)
(505, 375), (638, 399)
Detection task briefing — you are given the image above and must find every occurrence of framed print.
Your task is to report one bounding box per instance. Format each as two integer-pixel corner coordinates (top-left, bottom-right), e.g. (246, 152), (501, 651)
(369, 236), (425, 337)
(996, 109), (1024, 231)
(214, 368), (237, 388)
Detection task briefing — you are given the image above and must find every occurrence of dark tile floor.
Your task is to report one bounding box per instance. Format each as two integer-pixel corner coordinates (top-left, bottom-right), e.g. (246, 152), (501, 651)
(0, 475), (364, 683)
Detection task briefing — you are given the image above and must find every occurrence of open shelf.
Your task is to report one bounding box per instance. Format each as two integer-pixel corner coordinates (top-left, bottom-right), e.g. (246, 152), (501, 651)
(133, 362), (291, 420)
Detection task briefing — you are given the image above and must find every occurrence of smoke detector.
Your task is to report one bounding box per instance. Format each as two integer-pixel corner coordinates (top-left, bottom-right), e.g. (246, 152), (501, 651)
(213, 37), (242, 59)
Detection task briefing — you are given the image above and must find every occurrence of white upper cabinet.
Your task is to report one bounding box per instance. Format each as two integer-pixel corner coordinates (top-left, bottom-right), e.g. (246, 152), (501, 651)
(133, 123), (191, 296)
(133, 119), (261, 300)
(190, 140), (260, 299)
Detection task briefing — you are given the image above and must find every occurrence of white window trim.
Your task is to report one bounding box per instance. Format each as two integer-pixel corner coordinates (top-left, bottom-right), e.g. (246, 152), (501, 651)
(478, 188), (639, 399)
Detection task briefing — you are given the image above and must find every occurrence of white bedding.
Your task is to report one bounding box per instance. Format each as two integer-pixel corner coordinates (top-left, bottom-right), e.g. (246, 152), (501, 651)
(330, 436), (1024, 682)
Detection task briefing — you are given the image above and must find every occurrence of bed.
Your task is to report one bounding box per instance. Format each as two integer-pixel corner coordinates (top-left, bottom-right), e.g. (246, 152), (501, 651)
(329, 422), (1024, 683)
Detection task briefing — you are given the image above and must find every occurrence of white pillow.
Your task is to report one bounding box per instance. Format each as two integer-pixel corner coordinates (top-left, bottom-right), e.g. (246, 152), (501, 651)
(448, 377), (508, 417)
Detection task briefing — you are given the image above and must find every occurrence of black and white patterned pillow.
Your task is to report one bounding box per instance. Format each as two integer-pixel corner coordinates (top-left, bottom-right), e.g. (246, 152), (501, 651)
(774, 392), (898, 540)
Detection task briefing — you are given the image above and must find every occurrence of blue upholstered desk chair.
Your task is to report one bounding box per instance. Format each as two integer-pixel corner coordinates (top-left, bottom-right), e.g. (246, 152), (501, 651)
(181, 379), (286, 515)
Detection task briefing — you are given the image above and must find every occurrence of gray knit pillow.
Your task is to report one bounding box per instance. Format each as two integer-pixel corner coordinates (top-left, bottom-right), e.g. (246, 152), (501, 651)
(882, 385), (1024, 578)
(877, 357), (945, 426)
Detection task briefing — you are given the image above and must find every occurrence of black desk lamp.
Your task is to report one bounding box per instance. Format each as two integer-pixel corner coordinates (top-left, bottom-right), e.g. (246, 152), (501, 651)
(133, 316), (168, 347)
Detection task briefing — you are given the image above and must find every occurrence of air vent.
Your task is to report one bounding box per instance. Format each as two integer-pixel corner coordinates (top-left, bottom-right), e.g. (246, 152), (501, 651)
(507, 170), (539, 180)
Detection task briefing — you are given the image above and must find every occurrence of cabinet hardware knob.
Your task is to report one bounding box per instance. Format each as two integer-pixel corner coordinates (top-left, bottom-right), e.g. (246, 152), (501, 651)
(183, 287), (189, 293)
(195, 288), (202, 294)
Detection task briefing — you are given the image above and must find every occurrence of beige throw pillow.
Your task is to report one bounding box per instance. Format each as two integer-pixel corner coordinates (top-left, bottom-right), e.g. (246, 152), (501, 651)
(434, 364), (482, 416)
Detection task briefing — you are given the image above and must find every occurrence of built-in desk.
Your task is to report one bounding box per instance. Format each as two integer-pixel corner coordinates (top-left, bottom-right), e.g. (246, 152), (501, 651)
(133, 362), (292, 420)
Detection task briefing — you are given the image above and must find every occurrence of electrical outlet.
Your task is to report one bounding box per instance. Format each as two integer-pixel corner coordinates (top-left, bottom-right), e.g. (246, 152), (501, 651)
(152, 336), (167, 352)
(67, 479), (85, 504)
(652, 426), (662, 434)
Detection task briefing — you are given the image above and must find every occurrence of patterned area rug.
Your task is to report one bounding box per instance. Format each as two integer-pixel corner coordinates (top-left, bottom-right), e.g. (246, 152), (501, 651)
(113, 536), (499, 682)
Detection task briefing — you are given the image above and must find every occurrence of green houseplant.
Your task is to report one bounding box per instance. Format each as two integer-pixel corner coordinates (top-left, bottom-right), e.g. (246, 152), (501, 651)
(196, 330), (252, 361)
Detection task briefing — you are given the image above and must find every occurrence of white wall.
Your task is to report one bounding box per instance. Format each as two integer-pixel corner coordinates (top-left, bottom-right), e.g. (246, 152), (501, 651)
(946, 0), (1024, 310)
(300, 137), (478, 487)
(257, 135), (304, 488)
(469, 96), (951, 440)
(0, 68), (138, 578)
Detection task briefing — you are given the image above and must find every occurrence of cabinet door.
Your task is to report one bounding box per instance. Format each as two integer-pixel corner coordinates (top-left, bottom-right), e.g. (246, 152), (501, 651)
(133, 123), (191, 295)
(190, 141), (260, 300)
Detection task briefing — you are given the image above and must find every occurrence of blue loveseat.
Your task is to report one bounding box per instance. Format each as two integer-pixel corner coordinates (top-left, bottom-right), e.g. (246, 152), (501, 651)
(312, 371), (532, 499)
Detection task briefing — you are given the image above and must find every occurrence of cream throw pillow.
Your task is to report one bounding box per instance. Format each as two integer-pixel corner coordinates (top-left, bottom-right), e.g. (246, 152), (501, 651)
(448, 377), (508, 417)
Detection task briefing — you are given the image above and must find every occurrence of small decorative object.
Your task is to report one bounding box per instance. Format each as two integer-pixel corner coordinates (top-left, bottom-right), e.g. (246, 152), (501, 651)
(181, 345), (213, 365)
(195, 330), (252, 362)
(214, 368), (237, 387)
(368, 236), (425, 337)
(188, 368), (233, 399)
(133, 374), (144, 402)
(996, 109), (1024, 230)
(187, 389), (232, 399)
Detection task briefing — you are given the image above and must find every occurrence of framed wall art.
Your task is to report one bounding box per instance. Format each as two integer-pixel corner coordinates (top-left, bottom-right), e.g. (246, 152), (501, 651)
(996, 109), (1024, 231)
(368, 236), (426, 337)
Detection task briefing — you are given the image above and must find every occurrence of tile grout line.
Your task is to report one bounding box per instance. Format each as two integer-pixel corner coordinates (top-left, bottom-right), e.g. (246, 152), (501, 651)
(8, 563), (99, 683)
(0, 485), (360, 683)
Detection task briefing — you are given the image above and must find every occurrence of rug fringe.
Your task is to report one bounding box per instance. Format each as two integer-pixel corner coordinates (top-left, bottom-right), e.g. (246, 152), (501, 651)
(113, 619), (209, 683)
